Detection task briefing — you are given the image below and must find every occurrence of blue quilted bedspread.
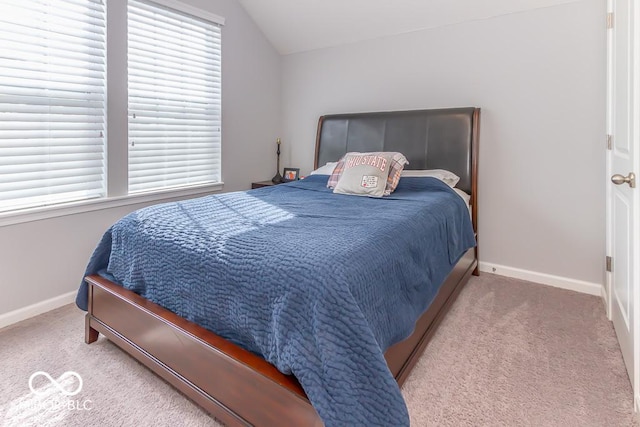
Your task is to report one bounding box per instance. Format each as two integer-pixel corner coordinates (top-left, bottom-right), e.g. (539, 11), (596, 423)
(76, 174), (476, 426)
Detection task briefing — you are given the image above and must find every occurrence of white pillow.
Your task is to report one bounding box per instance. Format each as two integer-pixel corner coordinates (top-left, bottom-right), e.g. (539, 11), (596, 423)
(309, 162), (337, 175)
(401, 169), (460, 187)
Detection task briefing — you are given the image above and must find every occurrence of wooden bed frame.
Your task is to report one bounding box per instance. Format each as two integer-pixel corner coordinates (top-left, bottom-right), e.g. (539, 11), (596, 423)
(84, 107), (480, 426)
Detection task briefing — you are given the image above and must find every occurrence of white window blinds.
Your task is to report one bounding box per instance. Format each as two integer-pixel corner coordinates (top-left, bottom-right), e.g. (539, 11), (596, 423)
(128, 0), (222, 193)
(0, 0), (106, 213)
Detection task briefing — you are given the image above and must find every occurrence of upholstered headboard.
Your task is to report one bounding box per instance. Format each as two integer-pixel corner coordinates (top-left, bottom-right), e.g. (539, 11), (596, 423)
(314, 107), (480, 196)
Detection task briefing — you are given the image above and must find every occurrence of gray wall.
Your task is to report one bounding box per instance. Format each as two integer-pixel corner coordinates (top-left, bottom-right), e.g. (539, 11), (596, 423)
(0, 0), (281, 316)
(281, 0), (606, 285)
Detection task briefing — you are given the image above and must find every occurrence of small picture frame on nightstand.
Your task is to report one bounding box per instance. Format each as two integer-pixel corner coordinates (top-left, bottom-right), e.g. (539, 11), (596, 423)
(283, 168), (300, 182)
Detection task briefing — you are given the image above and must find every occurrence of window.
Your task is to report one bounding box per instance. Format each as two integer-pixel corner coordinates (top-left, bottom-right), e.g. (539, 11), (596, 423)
(0, 0), (223, 216)
(128, 0), (222, 193)
(0, 0), (106, 213)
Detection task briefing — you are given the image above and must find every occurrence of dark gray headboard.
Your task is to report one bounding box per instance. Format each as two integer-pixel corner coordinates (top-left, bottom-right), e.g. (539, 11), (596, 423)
(314, 107), (480, 196)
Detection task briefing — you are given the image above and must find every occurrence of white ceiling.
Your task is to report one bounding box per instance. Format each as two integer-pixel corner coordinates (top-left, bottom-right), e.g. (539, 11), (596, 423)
(237, 0), (580, 55)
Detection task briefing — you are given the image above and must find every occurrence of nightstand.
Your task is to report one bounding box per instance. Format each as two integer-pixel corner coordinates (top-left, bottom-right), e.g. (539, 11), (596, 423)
(251, 180), (278, 189)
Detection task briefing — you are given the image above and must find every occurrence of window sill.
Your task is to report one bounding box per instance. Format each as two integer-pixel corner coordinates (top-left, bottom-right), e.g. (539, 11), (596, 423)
(0, 182), (224, 228)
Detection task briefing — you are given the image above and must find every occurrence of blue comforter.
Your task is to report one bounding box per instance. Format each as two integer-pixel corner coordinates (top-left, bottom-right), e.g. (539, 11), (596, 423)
(76, 174), (476, 426)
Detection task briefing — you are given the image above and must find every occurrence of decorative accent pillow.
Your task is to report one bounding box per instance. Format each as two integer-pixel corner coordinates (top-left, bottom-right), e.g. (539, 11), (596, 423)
(401, 169), (460, 187)
(331, 152), (408, 197)
(309, 162), (338, 175)
(328, 152), (408, 195)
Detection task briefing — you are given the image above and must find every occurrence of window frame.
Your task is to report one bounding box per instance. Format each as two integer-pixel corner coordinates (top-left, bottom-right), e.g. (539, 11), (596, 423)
(0, 0), (225, 227)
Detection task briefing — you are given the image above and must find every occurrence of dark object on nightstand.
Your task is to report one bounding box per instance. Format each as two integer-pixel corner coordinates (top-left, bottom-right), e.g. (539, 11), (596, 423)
(251, 181), (277, 189)
(271, 138), (283, 184)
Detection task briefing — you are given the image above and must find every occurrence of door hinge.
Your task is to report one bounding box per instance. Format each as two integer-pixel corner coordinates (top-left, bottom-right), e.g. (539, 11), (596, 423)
(607, 12), (614, 29)
(607, 134), (613, 150)
(606, 256), (613, 272)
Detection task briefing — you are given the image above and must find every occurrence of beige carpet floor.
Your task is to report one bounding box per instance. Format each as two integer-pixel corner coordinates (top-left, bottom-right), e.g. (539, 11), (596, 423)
(0, 274), (637, 426)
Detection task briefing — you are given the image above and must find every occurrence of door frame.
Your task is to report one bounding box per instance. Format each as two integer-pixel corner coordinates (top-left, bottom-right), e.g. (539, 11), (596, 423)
(605, 0), (614, 321)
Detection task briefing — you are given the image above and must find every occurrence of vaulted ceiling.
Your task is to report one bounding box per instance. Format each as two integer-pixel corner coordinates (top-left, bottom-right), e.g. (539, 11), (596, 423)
(237, 0), (581, 55)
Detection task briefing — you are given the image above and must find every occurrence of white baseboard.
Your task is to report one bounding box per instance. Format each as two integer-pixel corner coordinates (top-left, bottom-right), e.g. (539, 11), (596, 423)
(479, 262), (602, 296)
(0, 291), (76, 330)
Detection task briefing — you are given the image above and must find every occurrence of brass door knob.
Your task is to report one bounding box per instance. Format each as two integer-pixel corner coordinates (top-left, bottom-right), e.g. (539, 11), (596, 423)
(611, 172), (636, 188)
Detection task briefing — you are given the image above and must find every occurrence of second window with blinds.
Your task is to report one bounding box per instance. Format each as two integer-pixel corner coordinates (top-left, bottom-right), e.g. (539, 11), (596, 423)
(128, 0), (222, 194)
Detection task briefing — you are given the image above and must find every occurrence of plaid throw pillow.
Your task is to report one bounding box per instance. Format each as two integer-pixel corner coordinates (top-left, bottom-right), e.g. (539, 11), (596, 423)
(327, 159), (346, 189)
(328, 152), (408, 196)
(384, 153), (409, 195)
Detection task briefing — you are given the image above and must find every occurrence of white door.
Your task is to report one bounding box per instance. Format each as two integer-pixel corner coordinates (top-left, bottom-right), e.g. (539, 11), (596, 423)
(607, 0), (640, 410)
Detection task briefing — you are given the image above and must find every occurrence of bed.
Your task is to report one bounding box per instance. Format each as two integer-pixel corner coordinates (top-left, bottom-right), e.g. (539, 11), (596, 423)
(77, 106), (480, 426)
